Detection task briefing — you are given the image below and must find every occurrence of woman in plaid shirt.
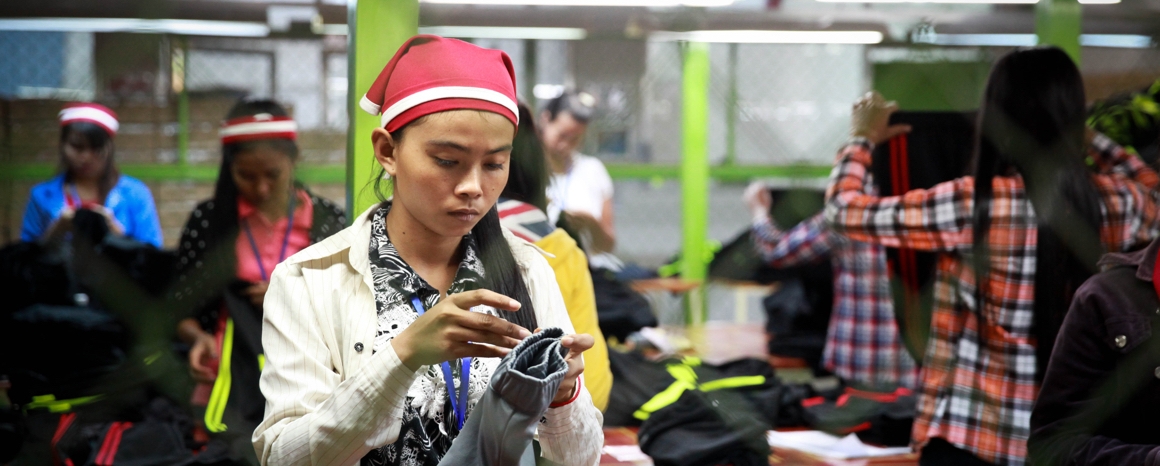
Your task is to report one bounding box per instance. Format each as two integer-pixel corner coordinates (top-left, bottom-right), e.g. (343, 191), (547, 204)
(824, 47), (1160, 466)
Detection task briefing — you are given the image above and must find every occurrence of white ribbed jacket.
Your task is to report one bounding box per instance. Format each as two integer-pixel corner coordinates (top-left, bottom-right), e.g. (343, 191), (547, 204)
(252, 206), (604, 465)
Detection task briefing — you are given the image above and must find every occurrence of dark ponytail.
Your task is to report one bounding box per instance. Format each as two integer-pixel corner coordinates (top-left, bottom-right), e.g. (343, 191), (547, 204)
(971, 47), (1102, 382)
(471, 206), (539, 330)
(378, 116), (538, 330)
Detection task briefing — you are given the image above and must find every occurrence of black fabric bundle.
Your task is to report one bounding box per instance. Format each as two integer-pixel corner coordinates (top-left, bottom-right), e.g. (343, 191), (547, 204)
(591, 267), (656, 341)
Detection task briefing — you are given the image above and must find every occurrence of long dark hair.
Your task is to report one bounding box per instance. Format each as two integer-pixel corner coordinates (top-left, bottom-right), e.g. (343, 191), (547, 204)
(60, 122), (120, 203)
(374, 115), (539, 331)
(501, 103), (550, 212)
(202, 99), (300, 258)
(971, 47), (1102, 381)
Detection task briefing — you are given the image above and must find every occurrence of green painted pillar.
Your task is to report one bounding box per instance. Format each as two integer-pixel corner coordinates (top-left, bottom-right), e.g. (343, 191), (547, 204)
(346, 0), (419, 217)
(681, 42), (711, 324)
(1037, 0), (1082, 65)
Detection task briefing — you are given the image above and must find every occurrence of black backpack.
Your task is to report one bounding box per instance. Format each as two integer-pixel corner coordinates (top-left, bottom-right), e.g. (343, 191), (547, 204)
(590, 267), (657, 341)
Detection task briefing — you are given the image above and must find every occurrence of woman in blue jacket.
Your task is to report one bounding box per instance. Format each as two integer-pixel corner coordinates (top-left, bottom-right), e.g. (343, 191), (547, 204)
(20, 103), (162, 247)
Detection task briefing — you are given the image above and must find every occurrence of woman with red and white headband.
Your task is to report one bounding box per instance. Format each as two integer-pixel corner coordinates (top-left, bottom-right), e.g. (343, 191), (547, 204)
(172, 99), (347, 464)
(253, 36), (603, 465)
(21, 103), (163, 246)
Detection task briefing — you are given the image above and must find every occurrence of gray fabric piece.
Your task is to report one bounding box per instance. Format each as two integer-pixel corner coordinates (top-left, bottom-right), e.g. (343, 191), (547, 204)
(439, 328), (570, 466)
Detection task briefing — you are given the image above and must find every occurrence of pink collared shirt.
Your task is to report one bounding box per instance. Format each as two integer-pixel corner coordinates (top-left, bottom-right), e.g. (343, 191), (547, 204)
(236, 189), (313, 283)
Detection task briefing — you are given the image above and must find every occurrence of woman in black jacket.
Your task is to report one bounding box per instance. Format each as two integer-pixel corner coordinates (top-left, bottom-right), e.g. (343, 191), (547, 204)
(1029, 235), (1160, 465)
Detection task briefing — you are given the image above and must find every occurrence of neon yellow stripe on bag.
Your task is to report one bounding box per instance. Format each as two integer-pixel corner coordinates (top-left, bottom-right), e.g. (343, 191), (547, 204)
(632, 364), (699, 420)
(205, 318), (235, 433)
(699, 375), (765, 392)
(26, 394), (104, 413)
(258, 354), (265, 372)
(632, 361), (767, 421)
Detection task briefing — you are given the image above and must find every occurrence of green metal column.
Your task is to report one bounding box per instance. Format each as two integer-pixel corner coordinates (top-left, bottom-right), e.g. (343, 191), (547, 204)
(1037, 0), (1082, 65)
(346, 0), (419, 217)
(681, 41), (711, 324)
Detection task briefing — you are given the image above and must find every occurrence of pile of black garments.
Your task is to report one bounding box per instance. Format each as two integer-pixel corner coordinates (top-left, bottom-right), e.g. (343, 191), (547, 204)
(0, 209), (250, 465)
(605, 349), (917, 465)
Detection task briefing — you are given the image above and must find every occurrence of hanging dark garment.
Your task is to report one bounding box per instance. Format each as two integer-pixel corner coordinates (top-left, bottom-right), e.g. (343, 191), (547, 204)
(707, 189), (826, 285)
(869, 111), (976, 362)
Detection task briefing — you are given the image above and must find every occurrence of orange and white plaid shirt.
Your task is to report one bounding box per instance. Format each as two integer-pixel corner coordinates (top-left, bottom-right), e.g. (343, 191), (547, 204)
(823, 134), (1160, 466)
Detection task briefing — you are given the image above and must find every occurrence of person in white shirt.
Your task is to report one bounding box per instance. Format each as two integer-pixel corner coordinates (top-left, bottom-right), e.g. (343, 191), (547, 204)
(539, 91), (616, 254)
(252, 35), (603, 466)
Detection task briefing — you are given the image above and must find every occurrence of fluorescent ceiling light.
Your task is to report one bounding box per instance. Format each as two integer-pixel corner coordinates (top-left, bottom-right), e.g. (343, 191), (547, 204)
(913, 33), (1154, 48)
(418, 26), (587, 40)
(651, 30), (884, 44)
(1080, 34), (1153, 48)
(420, 0), (734, 6)
(0, 18), (269, 37)
(915, 33), (1037, 46)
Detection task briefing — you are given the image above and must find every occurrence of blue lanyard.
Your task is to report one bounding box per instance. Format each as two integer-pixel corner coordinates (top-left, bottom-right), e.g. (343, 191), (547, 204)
(411, 296), (470, 430)
(241, 193), (296, 282)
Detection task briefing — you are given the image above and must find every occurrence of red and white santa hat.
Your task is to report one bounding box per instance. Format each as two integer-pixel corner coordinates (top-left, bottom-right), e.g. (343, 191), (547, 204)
(360, 35), (519, 132)
(219, 113), (298, 144)
(59, 103), (119, 136)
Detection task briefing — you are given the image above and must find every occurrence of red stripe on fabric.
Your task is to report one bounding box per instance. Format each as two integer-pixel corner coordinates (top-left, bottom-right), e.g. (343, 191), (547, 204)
(801, 396), (826, 408)
(894, 134), (922, 321)
(51, 413), (77, 466)
(898, 135), (911, 193)
(838, 421), (873, 434)
(103, 422), (132, 465)
(889, 137), (902, 196)
(1153, 246), (1160, 301)
(845, 387), (911, 403)
(498, 202), (537, 218)
(510, 229), (536, 243)
(95, 423), (119, 466)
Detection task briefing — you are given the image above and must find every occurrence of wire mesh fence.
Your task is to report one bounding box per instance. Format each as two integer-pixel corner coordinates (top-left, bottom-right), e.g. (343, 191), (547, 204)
(2, 29), (1158, 262)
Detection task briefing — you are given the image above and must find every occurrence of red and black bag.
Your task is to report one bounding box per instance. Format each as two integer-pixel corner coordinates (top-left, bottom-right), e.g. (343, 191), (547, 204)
(801, 386), (917, 447)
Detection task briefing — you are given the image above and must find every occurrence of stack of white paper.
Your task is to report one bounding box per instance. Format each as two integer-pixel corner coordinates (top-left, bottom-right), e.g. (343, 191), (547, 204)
(767, 430), (913, 460)
(601, 445), (652, 462)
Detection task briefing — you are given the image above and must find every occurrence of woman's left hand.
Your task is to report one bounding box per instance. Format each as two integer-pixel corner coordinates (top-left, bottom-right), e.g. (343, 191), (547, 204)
(553, 332), (595, 405)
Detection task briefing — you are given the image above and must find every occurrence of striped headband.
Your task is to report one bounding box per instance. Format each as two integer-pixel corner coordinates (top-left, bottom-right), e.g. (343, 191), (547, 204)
(220, 114), (298, 144)
(360, 35), (519, 133)
(59, 103), (119, 136)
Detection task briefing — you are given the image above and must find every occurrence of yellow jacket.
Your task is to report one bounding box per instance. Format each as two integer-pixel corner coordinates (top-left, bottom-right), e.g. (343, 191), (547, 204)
(535, 228), (612, 411)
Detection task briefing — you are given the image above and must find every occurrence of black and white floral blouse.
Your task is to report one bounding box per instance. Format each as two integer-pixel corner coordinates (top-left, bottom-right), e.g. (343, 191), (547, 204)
(361, 203), (504, 466)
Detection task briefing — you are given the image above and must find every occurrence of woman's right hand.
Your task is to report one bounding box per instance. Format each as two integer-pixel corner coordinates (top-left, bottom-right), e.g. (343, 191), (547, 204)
(391, 289), (532, 371)
(40, 209), (75, 244)
(851, 91), (911, 145)
(189, 332), (219, 384)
